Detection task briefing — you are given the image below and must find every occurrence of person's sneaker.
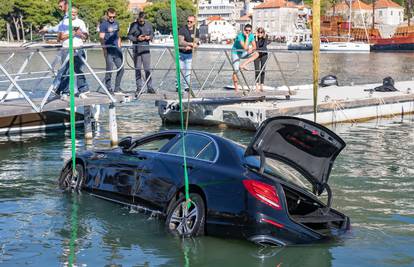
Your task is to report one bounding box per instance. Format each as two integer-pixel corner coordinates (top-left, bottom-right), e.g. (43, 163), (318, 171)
(76, 91), (89, 99)
(147, 87), (156, 94)
(60, 94), (68, 100)
(114, 88), (126, 95)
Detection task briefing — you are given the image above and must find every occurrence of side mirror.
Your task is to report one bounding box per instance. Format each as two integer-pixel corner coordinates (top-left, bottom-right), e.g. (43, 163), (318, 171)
(118, 136), (132, 151)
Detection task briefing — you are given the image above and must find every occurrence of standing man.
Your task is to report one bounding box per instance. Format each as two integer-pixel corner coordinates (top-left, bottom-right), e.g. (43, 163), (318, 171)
(40, 0), (69, 34)
(178, 15), (199, 92)
(56, 6), (89, 98)
(127, 12), (155, 95)
(99, 8), (124, 94)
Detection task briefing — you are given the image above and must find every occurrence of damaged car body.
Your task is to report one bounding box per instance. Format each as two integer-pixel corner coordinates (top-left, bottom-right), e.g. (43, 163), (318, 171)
(59, 116), (350, 246)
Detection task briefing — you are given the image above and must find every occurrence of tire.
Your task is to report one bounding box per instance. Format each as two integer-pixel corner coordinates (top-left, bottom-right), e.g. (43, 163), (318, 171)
(58, 163), (85, 191)
(165, 193), (205, 237)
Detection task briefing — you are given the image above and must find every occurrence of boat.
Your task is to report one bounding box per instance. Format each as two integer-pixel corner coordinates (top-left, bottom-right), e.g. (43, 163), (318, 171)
(287, 12), (313, 50)
(151, 31), (174, 45)
(371, 26), (414, 51)
(319, 0), (370, 52)
(320, 40), (370, 51)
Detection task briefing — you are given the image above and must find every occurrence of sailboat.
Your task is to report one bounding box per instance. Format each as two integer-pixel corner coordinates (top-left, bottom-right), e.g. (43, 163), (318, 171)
(320, 0), (370, 51)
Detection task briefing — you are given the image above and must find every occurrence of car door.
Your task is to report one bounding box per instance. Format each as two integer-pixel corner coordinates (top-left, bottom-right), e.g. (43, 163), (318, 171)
(137, 133), (218, 208)
(97, 133), (178, 204)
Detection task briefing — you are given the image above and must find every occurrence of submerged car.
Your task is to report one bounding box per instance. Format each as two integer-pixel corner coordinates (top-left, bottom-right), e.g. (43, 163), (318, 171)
(59, 116), (350, 246)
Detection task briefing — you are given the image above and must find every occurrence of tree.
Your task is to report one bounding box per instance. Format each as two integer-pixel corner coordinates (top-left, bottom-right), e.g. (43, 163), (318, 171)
(0, 0), (133, 41)
(145, 0), (196, 34)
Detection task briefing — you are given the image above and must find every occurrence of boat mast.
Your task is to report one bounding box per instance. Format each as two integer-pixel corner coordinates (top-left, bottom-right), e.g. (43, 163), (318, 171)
(348, 0), (352, 41)
(372, 0), (375, 31)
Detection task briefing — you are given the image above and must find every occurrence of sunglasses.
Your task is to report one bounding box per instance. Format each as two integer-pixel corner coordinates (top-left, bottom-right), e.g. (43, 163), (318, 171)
(258, 31), (264, 33)
(187, 20), (195, 23)
(108, 15), (116, 19)
(245, 29), (251, 32)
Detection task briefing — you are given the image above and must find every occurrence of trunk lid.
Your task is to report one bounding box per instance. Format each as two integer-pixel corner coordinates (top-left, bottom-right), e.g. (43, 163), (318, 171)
(245, 116), (346, 195)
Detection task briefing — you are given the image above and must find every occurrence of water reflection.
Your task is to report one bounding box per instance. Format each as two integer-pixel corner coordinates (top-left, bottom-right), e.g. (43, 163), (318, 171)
(56, 193), (337, 267)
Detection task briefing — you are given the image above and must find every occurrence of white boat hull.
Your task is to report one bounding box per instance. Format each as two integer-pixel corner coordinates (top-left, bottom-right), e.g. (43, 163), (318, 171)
(320, 42), (370, 51)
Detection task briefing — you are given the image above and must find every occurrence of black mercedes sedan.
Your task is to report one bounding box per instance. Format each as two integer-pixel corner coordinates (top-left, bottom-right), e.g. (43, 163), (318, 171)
(59, 116), (350, 246)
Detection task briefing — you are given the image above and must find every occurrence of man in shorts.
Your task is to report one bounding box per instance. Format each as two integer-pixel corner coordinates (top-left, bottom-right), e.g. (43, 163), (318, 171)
(231, 24), (258, 92)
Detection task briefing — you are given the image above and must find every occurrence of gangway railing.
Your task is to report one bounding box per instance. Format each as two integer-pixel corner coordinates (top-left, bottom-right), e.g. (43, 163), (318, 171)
(0, 44), (301, 114)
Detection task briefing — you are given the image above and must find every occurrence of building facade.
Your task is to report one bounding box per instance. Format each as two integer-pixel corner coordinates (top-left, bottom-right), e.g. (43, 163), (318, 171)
(374, 0), (404, 26)
(205, 16), (237, 42)
(198, 0), (236, 22)
(253, 0), (298, 39)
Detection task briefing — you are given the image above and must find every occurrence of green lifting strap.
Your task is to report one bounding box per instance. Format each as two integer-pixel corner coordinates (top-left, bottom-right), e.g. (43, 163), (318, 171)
(170, 0), (191, 205)
(67, 0), (79, 266)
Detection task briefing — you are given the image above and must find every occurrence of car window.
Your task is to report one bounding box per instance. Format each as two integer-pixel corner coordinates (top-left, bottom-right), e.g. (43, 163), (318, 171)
(132, 136), (174, 152)
(196, 142), (216, 161)
(167, 134), (217, 161)
(245, 155), (313, 191)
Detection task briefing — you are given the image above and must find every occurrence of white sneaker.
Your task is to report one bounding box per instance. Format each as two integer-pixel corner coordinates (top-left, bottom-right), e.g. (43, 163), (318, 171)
(60, 94), (68, 101)
(78, 92), (89, 99)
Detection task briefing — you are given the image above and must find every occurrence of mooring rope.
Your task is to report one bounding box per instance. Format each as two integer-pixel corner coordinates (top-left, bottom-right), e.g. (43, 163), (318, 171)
(170, 0), (191, 206)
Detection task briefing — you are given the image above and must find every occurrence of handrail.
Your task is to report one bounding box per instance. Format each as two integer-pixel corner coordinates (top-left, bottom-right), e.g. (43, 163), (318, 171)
(0, 43), (301, 113)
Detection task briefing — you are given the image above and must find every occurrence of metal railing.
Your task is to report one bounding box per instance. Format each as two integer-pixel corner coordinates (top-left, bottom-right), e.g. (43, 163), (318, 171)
(0, 43), (301, 113)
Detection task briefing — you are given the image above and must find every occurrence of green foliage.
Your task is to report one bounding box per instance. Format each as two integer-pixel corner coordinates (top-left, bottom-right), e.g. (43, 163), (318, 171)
(75, 0), (133, 41)
(144, 0), (196, 34)
(0, 0), (133, 41)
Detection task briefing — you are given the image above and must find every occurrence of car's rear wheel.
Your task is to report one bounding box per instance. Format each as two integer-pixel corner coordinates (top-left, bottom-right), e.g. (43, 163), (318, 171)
(58, 163), (85, 191)
(165, 193), (205, 237)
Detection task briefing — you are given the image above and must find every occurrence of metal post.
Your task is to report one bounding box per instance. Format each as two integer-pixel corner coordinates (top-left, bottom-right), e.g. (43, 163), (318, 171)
(108, 103), (118, 146)
(83, 105), (93, 142)
(272, 52), (292, 95)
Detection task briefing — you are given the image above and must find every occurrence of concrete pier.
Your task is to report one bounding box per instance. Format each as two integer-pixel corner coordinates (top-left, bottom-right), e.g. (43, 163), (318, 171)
(157, 81), (414, 130)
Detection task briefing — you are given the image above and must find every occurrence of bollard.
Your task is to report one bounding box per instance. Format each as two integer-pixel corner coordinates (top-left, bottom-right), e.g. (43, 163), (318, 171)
(108, 103), (118, 147)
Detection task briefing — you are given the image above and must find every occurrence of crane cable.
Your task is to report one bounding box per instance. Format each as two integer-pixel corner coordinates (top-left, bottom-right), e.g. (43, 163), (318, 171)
(185, 0), (201, 130)
(170, 0), (191, 207)
(67, 0), (79, 266)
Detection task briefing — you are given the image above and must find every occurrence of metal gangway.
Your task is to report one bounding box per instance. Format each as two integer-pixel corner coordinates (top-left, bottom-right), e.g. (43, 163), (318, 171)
(0, 43), (301, 140)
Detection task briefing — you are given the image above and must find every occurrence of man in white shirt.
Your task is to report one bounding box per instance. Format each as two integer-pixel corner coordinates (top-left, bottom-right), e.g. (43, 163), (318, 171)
(55, 6), (90, 98)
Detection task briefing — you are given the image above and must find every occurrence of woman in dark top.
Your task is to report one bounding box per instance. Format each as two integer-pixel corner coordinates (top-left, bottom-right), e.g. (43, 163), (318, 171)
(254, 27), (269, 92)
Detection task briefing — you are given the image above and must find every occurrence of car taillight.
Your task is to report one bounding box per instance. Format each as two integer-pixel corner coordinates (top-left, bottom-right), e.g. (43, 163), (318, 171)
(243, 180), (282, 210)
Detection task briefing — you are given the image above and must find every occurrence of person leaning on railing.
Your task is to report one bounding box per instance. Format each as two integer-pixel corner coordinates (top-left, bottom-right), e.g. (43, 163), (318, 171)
(231, 24), (259, 92)
(99, 7), (125, 95)
(127, 11), (155, 95)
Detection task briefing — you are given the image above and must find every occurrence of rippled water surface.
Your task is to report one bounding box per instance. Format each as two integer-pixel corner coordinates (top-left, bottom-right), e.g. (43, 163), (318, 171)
(0, 51), (414, 266)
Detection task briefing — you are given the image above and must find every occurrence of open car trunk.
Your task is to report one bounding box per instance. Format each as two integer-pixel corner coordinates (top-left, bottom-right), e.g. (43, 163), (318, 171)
(282, 185), (349, 235)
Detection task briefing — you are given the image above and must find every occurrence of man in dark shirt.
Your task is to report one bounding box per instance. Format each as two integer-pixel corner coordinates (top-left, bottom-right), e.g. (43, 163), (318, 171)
(178, 15), (199, 91)
(127, 11), (155, 94)
(99, 8), (124, 94)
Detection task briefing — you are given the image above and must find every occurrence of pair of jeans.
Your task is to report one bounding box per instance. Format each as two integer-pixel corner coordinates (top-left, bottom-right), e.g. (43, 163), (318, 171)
(134, 51), (152, 90)
(105, 48), (124, 91)
(254, 54), (268, 84)
(56, 49), (89, 95)
(179, 52), (192, 89)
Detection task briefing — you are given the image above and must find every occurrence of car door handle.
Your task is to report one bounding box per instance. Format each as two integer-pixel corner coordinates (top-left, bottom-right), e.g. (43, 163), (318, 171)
(182, 164), (193, 170)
